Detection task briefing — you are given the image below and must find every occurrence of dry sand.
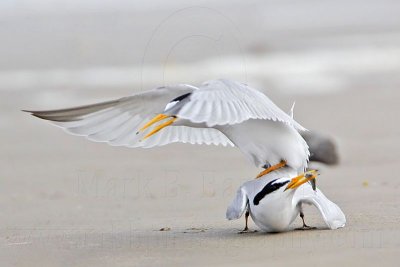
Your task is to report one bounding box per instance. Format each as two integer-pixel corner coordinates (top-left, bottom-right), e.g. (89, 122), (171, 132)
(1, 86), (399, 266)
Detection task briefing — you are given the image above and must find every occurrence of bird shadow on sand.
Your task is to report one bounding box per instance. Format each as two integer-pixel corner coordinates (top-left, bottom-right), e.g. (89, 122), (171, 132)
(153, 225), (330, 239)
(74, 226), (338, 252)
(31, 225), (334, 251)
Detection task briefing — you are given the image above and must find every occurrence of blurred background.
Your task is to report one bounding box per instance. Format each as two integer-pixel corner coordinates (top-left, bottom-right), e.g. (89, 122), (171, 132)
(1, 1), (400, 266)
(1, 0), (400, 96)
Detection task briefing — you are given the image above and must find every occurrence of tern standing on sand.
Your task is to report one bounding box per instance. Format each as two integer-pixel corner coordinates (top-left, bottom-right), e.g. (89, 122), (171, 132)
(226, 169), (346, 232)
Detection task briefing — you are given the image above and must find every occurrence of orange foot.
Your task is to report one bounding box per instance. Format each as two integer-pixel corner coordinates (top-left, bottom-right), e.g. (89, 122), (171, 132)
(255, 160), (286, 179)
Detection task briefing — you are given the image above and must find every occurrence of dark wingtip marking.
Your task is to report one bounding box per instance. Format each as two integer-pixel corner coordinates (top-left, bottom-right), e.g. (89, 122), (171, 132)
(24, 111), (82, 122)
(30, 113), (50, 120)
(170, 92), (192, 103)
(21, 97), (122, 122)
(27, 112), (56, 121)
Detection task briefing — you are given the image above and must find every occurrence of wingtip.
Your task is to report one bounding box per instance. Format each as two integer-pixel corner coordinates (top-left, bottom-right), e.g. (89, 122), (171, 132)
(21, 109), (42, 118)
(29, 113), (46, 120)
(21, 109), (44, 117)
(23, 111), (51, 121)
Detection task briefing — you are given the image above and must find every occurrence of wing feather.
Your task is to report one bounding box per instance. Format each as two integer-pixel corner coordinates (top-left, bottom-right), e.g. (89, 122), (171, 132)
(177, 79), (306, 130)
(25, 79), (302, 151)
(24, 85), (234, 148)
(226, 186), (249, 220)
(294, 184), (346, 230)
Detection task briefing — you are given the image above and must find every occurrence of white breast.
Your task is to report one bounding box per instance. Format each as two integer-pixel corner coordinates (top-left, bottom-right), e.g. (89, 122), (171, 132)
(217, 119), (309, 171)
(241, 172), (300, 232)
(249, 190), (299, 232)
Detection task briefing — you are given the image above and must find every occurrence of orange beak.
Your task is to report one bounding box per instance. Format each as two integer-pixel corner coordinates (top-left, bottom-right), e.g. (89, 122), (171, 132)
(284, 170), (318, 191)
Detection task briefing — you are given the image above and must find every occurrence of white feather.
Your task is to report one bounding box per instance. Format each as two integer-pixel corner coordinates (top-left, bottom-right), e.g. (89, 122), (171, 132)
(26, 79), (308, 169)
(226, 187), (248, 220)
(289, 101), (296, 119)
(294, 185), (346, 230)
(178, 79), (305, 130)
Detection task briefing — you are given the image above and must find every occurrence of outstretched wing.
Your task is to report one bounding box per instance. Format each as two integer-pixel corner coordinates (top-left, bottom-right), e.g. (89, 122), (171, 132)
(294, 184), (346, 230)
(24, 85), (234, 148)
(176, 79), (306, 130)
(226, 186), (249, 220)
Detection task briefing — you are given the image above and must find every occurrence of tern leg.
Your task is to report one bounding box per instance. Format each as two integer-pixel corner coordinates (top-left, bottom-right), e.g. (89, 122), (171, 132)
(243, 210), (249, 231)
(255, 160), (286, 179)
(295, 211), (317, 230)
(238, 210), (257, 234)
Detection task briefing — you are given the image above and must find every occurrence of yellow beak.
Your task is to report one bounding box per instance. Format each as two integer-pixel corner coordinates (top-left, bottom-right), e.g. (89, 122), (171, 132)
(142, 117), (177, 140)
(137, 114), (169, 133)
(255, 160), (286, 178)
(284, 170), (318, 191)
(136, 114), (177, 141)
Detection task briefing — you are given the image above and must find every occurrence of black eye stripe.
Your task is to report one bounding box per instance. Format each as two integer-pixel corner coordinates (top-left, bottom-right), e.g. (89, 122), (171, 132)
(253, 179), (289, 205)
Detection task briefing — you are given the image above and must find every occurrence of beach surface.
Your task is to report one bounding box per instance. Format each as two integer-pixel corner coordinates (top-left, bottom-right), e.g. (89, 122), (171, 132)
(1, 86), (399, 266)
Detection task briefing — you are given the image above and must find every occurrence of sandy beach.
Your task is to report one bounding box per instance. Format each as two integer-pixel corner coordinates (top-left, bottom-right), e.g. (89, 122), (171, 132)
(1, 86), (399, 266)
(1, 1), (400, 266)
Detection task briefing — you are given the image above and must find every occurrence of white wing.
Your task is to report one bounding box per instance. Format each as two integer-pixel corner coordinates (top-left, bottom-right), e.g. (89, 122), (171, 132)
(24, 85), (234, 148)
(226, 186), (248, 220)
(177, 79), (306, 130)
(294, 184), (346, 230)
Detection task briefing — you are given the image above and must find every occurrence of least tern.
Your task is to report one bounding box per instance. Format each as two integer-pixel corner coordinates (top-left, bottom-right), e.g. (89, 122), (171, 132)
(226, 168), (346, 232)
(24, 79), (309, 177)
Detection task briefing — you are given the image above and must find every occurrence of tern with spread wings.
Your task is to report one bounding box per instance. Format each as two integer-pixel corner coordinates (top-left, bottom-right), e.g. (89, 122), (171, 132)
(24, 79), (309, 179)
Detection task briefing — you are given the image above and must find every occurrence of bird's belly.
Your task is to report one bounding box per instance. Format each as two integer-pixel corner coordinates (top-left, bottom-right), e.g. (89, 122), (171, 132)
(249, 200), (298, 232)
(217, 119), (309, 170)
